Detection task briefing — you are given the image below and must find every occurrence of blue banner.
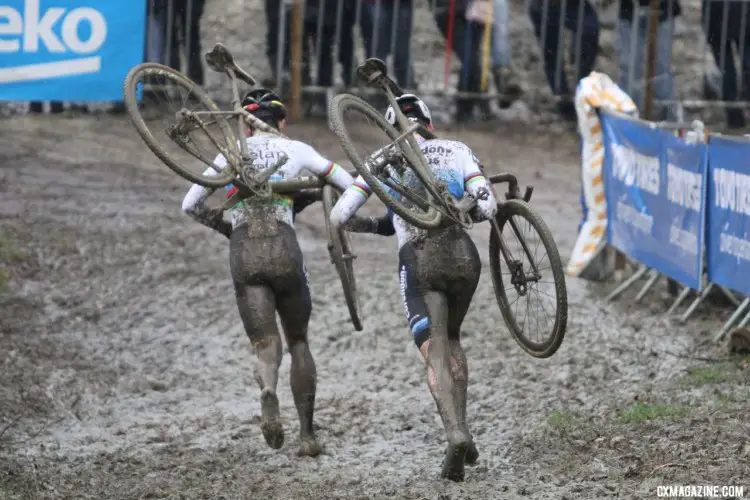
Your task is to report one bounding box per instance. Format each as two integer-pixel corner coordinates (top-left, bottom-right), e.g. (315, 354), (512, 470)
(0, 0), (146, 101)
(706, 136), (750, 296)
(602, 111), (707, 289)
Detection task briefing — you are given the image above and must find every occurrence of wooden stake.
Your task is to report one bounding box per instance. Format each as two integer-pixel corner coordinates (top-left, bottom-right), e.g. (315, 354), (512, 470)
(289, 0), (304, 122)
(643, 0), (660, 120)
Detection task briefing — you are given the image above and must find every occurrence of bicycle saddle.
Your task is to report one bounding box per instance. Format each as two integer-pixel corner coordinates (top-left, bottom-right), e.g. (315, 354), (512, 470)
(356, 58), (403, 97)
(205, 43), (256, 86)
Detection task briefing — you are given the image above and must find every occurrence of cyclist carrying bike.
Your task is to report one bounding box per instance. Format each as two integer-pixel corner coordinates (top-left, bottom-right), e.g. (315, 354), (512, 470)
(328, 94), (498, 481)
(181, 89), (354, 457)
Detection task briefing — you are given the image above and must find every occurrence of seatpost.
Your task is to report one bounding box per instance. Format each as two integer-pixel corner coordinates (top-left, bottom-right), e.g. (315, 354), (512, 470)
(226, 67), (250, 161)
(382, 86), (412, 136)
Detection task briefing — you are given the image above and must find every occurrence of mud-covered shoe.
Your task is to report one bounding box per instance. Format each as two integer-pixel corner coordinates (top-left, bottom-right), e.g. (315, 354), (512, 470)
(465, 440), (479, 465)
(297, 437), (323, 457)
(260, 388), (284, 449)
(441, 438), (469, 481)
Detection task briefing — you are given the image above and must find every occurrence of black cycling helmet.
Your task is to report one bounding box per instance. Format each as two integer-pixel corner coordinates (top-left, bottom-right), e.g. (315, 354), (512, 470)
(385, 94), (433, 131)
(241, 88), (287, 129)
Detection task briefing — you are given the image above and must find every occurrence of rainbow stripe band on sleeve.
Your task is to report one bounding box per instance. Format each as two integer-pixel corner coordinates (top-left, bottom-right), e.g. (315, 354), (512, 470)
(322, 161), (339, 179)
(352, 181), (371, 198)
(464, 172), (485, 186)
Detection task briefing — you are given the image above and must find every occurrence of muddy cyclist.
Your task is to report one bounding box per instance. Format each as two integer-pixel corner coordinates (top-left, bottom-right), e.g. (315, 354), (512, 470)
(329, 94), (498, 481)
(181, 89), (354, 457)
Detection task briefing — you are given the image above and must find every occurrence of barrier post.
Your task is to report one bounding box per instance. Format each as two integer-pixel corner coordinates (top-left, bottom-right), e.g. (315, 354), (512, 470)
(731, 306), (750, 331)
(643, 0), (660, 119)
(606, 266), (650, 302)
(289, 0), (304, 122)
(666, 285), (693, 315)
(634, 269), (660, 303)
(717, 297), (750, 341)
(679, 282), (716, 323)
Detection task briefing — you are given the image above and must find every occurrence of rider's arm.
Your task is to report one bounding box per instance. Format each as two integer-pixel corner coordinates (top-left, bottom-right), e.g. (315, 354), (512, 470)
(329, 176), (394, 236)
(181, 155), (233, 238)
(296, 142), (354, 192)
(461, 148), (498, 221)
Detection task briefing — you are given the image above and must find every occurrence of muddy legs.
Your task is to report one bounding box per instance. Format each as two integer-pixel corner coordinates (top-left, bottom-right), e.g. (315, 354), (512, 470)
(286, 340), (322, 457)
(421, 292), (474, 481)
(278, 293), (321, 457)
(234, 283), (286, 449)
(256, 338), (284, 450)
(234, 262), (320, 457)
(448, 337), (478, 466)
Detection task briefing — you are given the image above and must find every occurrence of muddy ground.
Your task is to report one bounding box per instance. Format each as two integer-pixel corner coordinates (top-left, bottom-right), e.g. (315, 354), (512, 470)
(0, 114), (748, 500)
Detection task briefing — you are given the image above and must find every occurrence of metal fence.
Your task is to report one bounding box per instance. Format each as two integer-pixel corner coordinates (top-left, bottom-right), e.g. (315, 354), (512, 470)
(11, 0), (750, 126)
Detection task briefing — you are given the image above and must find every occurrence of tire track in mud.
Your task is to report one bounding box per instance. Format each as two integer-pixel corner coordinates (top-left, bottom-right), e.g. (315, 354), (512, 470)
(0, 115), (736, 499)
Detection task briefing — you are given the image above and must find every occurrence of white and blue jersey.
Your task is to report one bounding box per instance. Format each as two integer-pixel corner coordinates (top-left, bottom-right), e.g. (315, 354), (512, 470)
(332, 137), (498, 249)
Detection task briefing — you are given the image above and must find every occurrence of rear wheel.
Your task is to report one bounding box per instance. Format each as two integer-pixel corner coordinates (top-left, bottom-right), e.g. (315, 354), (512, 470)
(123, 63), (239, 188)
(490, 200), (567, 358)
(328, 93), (443, 230)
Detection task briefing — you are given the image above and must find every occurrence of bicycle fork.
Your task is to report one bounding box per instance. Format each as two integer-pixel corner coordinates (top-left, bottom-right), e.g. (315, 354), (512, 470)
(491, 217), (542, 296)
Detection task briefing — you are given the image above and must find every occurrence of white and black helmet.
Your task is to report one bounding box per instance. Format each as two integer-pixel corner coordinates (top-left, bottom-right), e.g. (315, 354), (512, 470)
(385, 94), (432, 130)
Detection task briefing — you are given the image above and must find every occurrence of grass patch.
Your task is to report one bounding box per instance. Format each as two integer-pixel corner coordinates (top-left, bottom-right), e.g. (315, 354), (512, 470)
(718, 392), (741, 404)
(682, 365), (732, 387)
(546, 410), (578, 433)
(0, 487), (20, 500)
(0, 231), (30, 294)
(0, 238), (23, 263)
(619, 403), (690, 424)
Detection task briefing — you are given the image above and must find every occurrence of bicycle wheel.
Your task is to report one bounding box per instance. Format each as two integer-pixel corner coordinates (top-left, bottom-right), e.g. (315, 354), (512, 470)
(489, 200), (567, 358)
(124, 63), (238, 188)
(322, 185), (363, 331)
(328, 93), (443, 230)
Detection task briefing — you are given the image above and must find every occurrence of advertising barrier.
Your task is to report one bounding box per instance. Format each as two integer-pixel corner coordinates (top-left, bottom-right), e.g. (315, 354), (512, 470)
(705, 136), (750, 297)
(601, 111), (707, 291)
(0, 0), (146, 102)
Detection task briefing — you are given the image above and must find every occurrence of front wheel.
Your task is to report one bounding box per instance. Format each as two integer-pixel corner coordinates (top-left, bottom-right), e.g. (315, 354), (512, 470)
(322, 185), (363, 331)
(489, 200), (568, 358)
(328, 93), (443, 230)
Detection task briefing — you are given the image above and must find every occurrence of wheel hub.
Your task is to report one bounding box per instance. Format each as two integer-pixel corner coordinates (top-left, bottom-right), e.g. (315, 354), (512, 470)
(168, 109), (197, 144)
(508, 259), (528, 295)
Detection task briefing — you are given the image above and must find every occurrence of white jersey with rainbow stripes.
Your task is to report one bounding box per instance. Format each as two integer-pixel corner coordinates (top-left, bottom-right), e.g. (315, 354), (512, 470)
(332, 137), (498, 249)
(182, 132), (352, 229)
